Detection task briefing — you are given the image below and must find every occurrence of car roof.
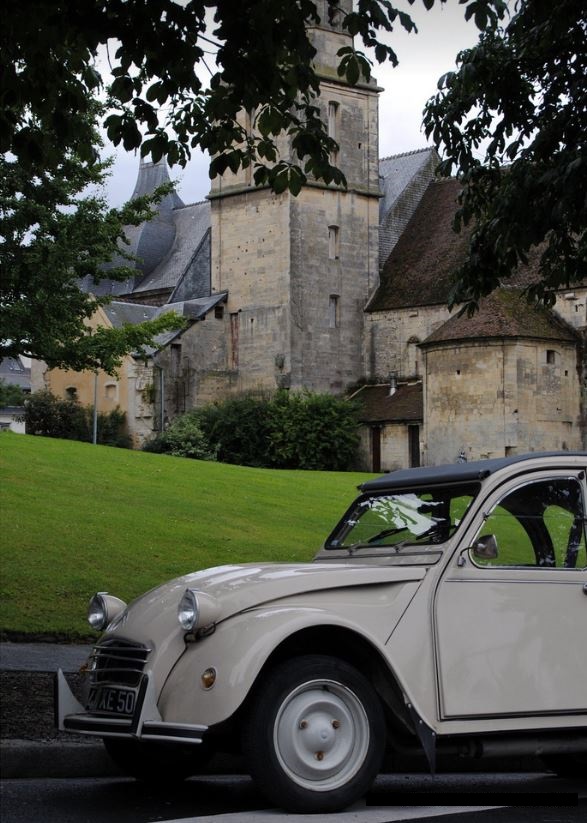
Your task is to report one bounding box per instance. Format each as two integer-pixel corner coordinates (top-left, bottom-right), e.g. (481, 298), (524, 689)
(359, 452), (586, 493)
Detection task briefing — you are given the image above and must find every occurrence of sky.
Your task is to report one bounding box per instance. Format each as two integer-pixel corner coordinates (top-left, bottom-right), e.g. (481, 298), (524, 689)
(102, 2), (487, 208)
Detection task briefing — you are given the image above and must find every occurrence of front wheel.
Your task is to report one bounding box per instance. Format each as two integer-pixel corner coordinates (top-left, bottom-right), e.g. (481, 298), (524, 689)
(242, 655), (385, 813)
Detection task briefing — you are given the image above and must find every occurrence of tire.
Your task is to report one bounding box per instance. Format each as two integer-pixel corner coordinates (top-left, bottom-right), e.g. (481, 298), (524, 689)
(542, 754), (587, 780)
(103, 738), (213, 783)
(242, 654), (386, 813)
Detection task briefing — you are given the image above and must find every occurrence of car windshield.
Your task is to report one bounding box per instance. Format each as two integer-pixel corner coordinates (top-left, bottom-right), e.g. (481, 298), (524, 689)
(325, 483), (479, 551)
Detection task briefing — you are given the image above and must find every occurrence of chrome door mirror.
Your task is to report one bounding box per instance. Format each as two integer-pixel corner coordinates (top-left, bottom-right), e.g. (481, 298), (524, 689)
(472, 534), (498, 560)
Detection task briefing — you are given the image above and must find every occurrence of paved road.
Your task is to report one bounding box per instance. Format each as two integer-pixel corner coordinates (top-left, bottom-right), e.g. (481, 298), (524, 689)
(2, 645), (584, 822)
(1, 772), (584, 823)
(0, 642), (91, 672)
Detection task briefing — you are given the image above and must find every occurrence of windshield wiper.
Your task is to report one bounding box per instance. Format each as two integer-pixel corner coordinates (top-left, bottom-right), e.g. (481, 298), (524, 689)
(344, 538), (412, 555)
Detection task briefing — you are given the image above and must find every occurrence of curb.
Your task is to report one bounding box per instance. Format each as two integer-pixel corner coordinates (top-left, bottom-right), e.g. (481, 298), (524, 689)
(0, 739), (248, 780)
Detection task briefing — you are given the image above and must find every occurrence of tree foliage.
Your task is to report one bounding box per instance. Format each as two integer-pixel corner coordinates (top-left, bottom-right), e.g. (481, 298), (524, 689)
(423, 0), (586, 311)
(0, 120), (184, 372)
(0, 380), (26, 407)
(2, 0), (504, 189)
(24, 389), (131, 447)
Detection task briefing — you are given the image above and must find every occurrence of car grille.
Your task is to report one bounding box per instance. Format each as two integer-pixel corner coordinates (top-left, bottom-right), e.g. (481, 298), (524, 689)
(88, 639), (151, 687)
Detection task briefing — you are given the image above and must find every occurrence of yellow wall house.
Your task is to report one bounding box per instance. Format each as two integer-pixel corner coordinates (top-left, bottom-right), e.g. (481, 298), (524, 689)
(31, 304), (160, 448)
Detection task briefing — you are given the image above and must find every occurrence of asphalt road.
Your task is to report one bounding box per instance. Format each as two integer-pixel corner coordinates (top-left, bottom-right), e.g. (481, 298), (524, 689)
(0, 642), (91, 673)
(1, 772), (584, 823)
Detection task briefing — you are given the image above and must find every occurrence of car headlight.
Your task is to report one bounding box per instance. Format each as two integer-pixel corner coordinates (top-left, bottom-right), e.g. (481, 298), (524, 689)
(178, 588), (199, 631)
(177, 588), (221, 633)
(88, 592), (127, 632)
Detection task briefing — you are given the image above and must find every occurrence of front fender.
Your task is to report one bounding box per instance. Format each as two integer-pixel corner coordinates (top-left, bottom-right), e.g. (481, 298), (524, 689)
(158, 580), (422, 728)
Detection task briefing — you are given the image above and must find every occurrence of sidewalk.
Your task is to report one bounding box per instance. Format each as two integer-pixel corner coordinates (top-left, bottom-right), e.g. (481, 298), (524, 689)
(0, 641), (112, 778)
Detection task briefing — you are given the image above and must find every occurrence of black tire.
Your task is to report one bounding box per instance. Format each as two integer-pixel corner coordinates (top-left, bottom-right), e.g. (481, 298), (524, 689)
(103, 737), (213, 783)
(542, 753), (587, 780)
(242, 654), (386, 813)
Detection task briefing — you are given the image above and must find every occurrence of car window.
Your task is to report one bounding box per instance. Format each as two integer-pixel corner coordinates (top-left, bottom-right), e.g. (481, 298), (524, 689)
(326, 484), (478, 550)
(474, 477), (587, 569)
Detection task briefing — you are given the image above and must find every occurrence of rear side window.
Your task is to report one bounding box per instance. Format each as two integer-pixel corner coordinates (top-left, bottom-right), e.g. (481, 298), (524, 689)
(474, 477), (586, 568)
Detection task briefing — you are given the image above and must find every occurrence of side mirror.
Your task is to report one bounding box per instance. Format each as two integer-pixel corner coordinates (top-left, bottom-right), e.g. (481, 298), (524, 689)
(472, 534), (498, 560)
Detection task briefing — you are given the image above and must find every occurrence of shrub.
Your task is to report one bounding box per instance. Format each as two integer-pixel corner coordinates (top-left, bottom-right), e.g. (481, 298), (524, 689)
(0, 379), (26, 406)
(195, 394), (274, 467)
(268, 390), (360, 471)
(143, 412), (216, 460)
(147, 391), (360, 470)
(24, 390), (131, 447)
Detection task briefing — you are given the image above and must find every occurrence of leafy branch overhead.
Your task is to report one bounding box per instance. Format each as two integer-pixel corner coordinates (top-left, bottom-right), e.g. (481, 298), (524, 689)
(2, 0), (505, 190)
(423, 0), (586, 312)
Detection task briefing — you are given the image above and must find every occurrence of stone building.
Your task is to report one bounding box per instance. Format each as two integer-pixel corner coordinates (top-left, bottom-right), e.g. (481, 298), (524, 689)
(32, 2), (586, 464)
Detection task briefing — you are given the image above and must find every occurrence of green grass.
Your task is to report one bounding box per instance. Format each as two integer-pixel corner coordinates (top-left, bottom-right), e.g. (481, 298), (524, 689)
(0, 433), (371, 638)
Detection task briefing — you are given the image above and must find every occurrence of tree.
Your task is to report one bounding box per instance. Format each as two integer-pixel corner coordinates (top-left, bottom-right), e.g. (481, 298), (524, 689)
(1, 1), (505, 192)
(0, 134), (184, 373)
(423, 0), (586, 312)
(0, 380), (26, 407)
(2, 1), (515, 371)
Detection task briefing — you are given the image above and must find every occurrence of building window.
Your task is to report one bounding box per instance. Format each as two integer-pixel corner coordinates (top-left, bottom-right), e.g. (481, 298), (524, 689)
(546, 349), (556, 365)
(328, 101), (339, 163)
(329, 295), (340, 328)
(214, 305), (224, 320)
(104, 383), (117, 401)
(328, 101), (339, 139)
(65, 386), (77, 400)
(170, 343), (182, 378)
(328, 225), (340, 259)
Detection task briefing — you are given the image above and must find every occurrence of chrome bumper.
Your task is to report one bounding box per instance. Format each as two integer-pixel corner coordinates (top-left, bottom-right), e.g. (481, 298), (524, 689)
(54, 668), (208, 745)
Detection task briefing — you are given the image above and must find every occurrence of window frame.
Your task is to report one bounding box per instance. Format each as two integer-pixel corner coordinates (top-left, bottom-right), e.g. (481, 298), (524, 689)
(470, 474), (587, 571)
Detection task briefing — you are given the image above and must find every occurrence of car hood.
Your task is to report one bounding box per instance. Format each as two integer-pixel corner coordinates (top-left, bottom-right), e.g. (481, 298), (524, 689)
(107, 561), (426, 647)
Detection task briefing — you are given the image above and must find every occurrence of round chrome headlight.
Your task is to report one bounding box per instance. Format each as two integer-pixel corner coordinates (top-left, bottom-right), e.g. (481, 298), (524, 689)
(88, 592), (108, 631)
(178, 588), (199, 631)
(87, 592), (127, 632)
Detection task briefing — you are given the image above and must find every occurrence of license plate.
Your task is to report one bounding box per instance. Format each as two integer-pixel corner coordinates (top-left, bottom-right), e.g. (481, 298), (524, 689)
(86, 686), (136, 716)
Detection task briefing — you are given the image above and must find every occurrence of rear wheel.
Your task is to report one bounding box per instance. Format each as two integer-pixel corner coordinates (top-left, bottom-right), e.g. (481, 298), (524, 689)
(103, 738), (213, 783)
(242, 654), (385, 813)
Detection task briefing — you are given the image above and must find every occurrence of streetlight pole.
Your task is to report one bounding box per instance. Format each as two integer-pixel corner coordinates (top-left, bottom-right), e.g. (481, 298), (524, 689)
(92, 371), (98, 445)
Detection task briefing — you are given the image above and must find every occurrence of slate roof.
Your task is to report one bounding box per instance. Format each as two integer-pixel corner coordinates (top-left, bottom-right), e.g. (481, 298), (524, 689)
(421, 289), (580, 347)
(369, 174), (580, 314)
(352, 382), (423, 424)
(102, 303), (159, 327)
(103, 294), (228, 357)
(81, 160), (212, 302)
(378, 148), (437, 222)
(369, 178), (467, 312)
(378, 148), (438, 269)
(0, 356), (31, 391)
(133, 201), (211, 296)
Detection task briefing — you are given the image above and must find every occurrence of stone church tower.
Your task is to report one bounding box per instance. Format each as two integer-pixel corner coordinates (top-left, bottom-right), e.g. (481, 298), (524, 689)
(209, 0), (380, 394)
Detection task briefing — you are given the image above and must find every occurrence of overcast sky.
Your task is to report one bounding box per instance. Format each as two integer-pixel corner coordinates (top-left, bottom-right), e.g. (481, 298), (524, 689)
(102, 2), (487, 207)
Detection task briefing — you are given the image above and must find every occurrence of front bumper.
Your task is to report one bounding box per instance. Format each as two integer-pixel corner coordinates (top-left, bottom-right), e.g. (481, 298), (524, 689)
(54, 668), (208, 745)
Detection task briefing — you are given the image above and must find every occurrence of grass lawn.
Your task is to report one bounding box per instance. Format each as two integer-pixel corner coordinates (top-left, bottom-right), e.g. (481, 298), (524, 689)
(0, 433), (372, 638)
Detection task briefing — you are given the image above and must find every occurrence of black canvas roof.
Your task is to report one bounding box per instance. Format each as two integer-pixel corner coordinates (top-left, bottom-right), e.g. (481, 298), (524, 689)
(359, 452), (586, 493)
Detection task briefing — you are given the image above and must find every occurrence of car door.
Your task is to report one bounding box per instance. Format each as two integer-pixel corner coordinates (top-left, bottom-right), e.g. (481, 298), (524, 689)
(433, 469), (587, 720)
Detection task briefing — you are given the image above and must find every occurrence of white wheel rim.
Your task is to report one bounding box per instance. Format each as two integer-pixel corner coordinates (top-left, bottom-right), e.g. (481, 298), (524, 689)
(273, 678), (370, 792)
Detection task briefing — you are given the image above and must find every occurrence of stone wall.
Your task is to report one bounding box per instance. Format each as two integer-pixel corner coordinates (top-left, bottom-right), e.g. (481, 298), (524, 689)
(423, 338), (582, 465)
(364, 303), (451, 381)
(208, 15), (381, 399)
